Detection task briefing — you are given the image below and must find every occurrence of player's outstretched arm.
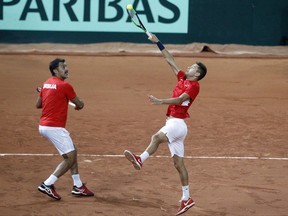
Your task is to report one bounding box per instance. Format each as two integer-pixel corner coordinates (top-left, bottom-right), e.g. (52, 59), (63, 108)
(148, 93), (190, 105)
(148, 33), (180, 76)
(35, 96), (42, 109)
(70, 96), (84, 110)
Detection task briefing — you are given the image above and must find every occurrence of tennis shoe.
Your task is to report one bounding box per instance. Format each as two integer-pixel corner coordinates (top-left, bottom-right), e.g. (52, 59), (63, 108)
(124, 150), (143, 170)
(38, 182), (61, 200)
(72, 184), (94, 196)
(176, 197), (195, 215)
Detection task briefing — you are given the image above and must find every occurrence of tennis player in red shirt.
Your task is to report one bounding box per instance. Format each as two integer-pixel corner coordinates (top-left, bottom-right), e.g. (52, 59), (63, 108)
(124, 33), (207, 216)
(36, 58), (94, 200)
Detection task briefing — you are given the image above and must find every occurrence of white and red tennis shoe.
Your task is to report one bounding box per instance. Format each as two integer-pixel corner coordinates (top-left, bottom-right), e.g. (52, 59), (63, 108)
(38, 182), (61, 200)
(124, 150), (143, 170)
(71, 184), (94, 196)
(176, 197), (195, 215)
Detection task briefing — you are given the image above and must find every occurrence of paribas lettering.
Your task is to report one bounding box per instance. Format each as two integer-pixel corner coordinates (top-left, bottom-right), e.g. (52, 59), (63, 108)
(0, 0), (180, 23)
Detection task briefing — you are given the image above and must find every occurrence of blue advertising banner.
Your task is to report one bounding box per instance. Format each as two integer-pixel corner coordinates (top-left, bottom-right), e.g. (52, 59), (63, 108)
(0, 0), (189, 33)
(0, 0), (287, 45)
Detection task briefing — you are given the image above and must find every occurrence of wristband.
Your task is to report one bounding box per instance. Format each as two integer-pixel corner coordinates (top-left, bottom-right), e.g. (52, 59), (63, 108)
(156, 41), (165, 51)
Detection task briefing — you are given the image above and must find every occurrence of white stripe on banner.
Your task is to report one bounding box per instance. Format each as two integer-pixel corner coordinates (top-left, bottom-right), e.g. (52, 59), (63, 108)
(0, 153), (288, 161)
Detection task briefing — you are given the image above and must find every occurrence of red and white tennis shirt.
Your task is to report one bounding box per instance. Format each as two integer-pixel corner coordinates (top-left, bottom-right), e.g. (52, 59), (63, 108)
(39, 77), (76, 127)
(166, 70), (199, 119)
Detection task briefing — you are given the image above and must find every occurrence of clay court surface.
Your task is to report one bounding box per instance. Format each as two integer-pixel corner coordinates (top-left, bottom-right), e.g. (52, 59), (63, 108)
(0, 50), (288, 215)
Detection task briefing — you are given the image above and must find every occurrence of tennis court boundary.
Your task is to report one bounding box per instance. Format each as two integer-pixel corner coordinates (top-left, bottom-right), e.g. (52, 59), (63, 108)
(1, 153), (287, 161)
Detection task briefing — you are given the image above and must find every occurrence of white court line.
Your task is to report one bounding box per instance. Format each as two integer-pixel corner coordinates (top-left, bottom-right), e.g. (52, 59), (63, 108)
(0, 153), (288, 161)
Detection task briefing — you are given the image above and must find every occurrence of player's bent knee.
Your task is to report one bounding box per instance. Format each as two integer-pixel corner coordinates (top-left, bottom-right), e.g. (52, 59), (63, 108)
(152, 132), (168, 143)
(64, 150), (77, 160)
(173, 156), (184, 170)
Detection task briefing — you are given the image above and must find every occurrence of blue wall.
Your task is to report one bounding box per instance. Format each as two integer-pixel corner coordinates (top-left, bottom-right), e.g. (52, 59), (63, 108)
(189, 0), (288, 46)
(0, 0), (287, 45)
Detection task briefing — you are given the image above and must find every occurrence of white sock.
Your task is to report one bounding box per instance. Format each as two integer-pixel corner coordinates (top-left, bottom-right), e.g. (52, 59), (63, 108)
(72, 174), (83, 188)
(140, 151), (149, 162)
(181, 185), (190, 200)
(44, 174), (58, 186)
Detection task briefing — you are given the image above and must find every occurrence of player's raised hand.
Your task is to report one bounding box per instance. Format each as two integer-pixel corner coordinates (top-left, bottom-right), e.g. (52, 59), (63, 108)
(148, 95), (162, 105)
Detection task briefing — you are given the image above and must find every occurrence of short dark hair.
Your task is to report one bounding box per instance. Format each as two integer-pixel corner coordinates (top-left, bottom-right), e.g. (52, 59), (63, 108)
(49, 58), (65, 76)
(195, 61), (207, 81)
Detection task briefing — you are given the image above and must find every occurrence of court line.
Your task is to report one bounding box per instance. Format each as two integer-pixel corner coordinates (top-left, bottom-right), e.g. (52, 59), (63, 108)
(0, 153), (288, 161)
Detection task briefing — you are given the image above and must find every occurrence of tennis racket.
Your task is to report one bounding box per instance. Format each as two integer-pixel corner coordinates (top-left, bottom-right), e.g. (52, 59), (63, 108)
(36, 87), (76, 108)
(126, 4), (151, 38)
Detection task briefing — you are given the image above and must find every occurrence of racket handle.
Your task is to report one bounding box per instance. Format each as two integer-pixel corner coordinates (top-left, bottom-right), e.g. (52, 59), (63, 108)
(68, 101), (76, 108)
(146, 31), (152, 38)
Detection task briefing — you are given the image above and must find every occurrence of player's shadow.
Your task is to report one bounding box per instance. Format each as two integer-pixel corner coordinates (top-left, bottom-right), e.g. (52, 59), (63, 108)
(94, 194), (163, 209)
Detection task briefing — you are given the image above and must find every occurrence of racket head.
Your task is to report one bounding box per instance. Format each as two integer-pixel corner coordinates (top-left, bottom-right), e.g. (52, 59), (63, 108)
(126, 8), (147, 32)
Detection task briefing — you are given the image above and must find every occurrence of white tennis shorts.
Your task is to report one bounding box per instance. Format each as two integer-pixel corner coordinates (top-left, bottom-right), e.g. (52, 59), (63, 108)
(159, 118), (188, 157)
(39, 126), (75, 155)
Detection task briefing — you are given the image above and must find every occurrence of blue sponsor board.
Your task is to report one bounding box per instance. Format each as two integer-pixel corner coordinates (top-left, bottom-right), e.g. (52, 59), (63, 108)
(0, 0), (287, 45)
(0, 0), (188, 33)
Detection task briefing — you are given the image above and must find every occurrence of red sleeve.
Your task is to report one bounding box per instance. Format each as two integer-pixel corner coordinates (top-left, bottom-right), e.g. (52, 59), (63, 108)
(185, 81), (199, 101)
(63, 82), (77, 100)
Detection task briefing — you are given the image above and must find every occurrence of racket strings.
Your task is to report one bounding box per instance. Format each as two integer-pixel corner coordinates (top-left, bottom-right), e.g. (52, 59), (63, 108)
(127, 10), (144, 29)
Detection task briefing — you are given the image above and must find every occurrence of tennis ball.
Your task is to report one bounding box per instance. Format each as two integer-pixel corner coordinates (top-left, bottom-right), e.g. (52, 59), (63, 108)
(127, 4), (133, 10)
